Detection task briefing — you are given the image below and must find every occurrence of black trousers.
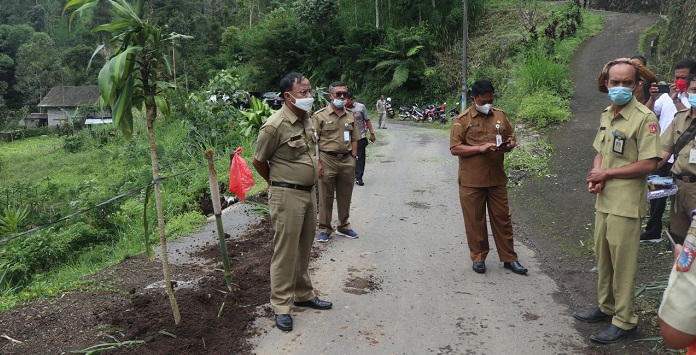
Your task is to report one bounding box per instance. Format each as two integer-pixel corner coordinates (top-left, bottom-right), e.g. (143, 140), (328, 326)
(355, 138), (368, 180)
(644, 162), (673, 237)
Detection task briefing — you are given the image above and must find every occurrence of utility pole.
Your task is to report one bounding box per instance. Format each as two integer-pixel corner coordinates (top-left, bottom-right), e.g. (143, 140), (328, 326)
(461, 0), (468, 113)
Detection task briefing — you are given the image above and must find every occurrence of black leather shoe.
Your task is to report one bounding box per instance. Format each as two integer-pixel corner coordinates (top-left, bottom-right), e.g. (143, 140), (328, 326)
(503, 261), (528, 275)
(590, 324), (636, 344)
(294, 297), (332, 310)
(472, 262), (485, 274)
(275, 314), (292, 332)
(356, 179), (364, 186)
(573, 307), (612, 323)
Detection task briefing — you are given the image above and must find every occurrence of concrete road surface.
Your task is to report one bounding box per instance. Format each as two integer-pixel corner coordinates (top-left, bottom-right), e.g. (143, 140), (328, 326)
(250, 123), (586, 354)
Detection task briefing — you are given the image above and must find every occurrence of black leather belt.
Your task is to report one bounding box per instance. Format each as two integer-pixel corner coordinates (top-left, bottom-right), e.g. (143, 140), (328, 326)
(673, 173), (696, 183)
(321, 150), (351, 158)
(270, 181), (314, 191)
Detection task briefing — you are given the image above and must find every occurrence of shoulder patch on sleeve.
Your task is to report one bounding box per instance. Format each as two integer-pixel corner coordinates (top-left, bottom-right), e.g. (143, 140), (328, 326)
(262, 125), (278, 137)
(648, 122), (658, 134)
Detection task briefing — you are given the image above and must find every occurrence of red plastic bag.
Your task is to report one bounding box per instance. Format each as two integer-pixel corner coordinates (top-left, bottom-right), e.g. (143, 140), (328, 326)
(229, 147), (254, 201)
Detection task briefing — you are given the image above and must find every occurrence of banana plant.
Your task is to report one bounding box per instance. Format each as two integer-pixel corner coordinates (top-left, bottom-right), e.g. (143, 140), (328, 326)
(64, 0), (192, 325)
(239, 96), (273, 137)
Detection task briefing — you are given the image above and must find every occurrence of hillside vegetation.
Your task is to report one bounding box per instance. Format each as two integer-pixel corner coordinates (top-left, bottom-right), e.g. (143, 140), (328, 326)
(0, 0), (602, 310)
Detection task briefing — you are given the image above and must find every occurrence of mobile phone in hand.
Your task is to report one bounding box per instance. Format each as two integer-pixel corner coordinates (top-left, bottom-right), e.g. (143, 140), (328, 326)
(498, 141), (510, 148)
(657, 84), (670, 93)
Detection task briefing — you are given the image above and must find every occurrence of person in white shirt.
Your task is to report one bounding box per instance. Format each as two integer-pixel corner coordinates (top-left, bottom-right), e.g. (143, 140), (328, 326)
(641, 59), (696, 242)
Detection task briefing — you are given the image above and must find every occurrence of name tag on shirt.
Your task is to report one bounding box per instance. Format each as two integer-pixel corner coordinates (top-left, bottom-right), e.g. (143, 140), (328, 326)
(690, 148), (696, 164)
(344, 131), (350, 141)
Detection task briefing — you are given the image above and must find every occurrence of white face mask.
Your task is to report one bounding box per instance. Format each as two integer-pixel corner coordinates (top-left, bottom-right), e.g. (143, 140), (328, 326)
(289, 94), (314, 112)
(475, 103), (492, 115)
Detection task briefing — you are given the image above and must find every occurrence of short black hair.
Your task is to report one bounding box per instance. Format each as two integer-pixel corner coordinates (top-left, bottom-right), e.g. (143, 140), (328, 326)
(346, 91), (354, 99)
(630, 55), (647, 66)
(686, 74), (696, 91)
(329, 81), (347, 93)
(279, 72), (305, 95)
(470, 79), (495, 97)
(674, 59), (696, 74)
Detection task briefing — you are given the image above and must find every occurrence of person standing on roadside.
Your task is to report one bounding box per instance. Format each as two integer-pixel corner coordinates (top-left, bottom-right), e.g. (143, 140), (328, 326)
(376, 94), (387, 129)
(658, 211), (696, 354)
(639, 59), (696, 242)
(313, 81), (361, 242)
(597, 55), (658, 105)
(574, 59), (661, 344)
(449, 79), (528, 276)
(347, 92), (376, 186)
(655, 74), (696, 246)
(252, 72), (332, 332)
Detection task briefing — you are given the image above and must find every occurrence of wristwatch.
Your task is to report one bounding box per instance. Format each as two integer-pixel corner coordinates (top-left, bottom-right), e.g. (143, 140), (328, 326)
(673, 98), (681, 104)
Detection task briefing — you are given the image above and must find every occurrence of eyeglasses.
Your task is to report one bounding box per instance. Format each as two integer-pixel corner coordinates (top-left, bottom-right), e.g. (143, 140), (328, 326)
(294, 89), (314, 97)
(333, 91), (349, 98)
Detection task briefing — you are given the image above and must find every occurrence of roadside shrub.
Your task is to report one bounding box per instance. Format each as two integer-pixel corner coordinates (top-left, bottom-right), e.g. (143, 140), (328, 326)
(517, 90), (570, 128)
(63, 134), (85, 153)
(516, 50), (572, 98)
(0, 222), (105, 287)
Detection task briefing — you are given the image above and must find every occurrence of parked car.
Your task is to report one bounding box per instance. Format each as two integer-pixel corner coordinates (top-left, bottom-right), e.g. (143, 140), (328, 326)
(261, 92), (284, 109)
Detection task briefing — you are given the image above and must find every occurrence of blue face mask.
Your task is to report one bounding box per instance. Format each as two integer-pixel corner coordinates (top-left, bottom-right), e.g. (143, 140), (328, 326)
(688, 94), (696, 108)
(607, 86), (633, 105)
(333, 98), (346, 108)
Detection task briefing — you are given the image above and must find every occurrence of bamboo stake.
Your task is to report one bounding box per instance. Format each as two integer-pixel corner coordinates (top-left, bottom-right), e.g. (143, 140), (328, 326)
(205, 150), (233, 291)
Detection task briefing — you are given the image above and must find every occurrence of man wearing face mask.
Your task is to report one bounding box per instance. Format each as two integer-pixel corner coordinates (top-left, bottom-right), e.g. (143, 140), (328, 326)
(655, 74), (696, 247)
(449, 79), (528, 276)
(346, 92), (376, 186)
(640, 59), (696, 242)
(252, 72), (332, 333)
(573, 60), (661, 344)
(312, 81), (361, 242)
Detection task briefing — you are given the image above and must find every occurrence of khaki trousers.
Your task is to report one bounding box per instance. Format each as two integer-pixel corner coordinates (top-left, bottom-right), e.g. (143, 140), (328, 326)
(268, 186), (317, 314)
(318, 152), (356, 233)
(594, 211), (640, 330)
(669, 180), (696, 245)
(458, 185), (517, 262)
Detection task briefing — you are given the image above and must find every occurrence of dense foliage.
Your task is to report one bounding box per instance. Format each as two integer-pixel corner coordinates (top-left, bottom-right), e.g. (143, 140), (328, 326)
(0, 0), (604, 309)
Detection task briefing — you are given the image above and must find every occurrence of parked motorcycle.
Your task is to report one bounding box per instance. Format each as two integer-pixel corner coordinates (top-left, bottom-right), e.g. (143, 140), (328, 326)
(398, 106), (411, 120)
(386, 97), (394, 118)
(449, 106), (460, 119)
(409, 103), (425, 121)
(422, 104), (438, 122)
(434, 102), (448, 124)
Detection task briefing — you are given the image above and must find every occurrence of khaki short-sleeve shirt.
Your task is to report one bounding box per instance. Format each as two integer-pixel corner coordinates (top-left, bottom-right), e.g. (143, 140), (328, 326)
(659, 216), (696, 336)
(254, 105), (317, 186)
(662, 109), (696, 176)
(312, 105), (361, 153)
(449, 107), (515, 187)
(592, 98), (661, 218)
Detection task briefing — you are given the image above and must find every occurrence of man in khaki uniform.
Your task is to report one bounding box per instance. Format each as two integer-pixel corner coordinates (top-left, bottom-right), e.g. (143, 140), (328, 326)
(313, 81), (361, 242)
(252, 72), (332, 332)
(658, 212), (696, 353)
(574, 60), (662, 344)
(449, 79), (527, 276)
(657, 73), (696, 246)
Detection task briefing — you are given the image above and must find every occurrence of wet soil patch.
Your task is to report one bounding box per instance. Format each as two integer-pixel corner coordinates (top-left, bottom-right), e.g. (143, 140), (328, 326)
(342, 275), (382, 295)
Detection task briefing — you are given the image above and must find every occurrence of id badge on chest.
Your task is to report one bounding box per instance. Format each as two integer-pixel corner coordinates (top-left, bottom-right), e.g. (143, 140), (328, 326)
(344, 131), (350, 141)
(612, 136), (625, 154)
(495, 124), (502, 146)
(690, 148), (696, 164)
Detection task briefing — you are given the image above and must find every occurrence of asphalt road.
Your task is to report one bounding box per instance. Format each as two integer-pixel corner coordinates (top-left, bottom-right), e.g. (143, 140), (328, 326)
(250, 123), (585, 354)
